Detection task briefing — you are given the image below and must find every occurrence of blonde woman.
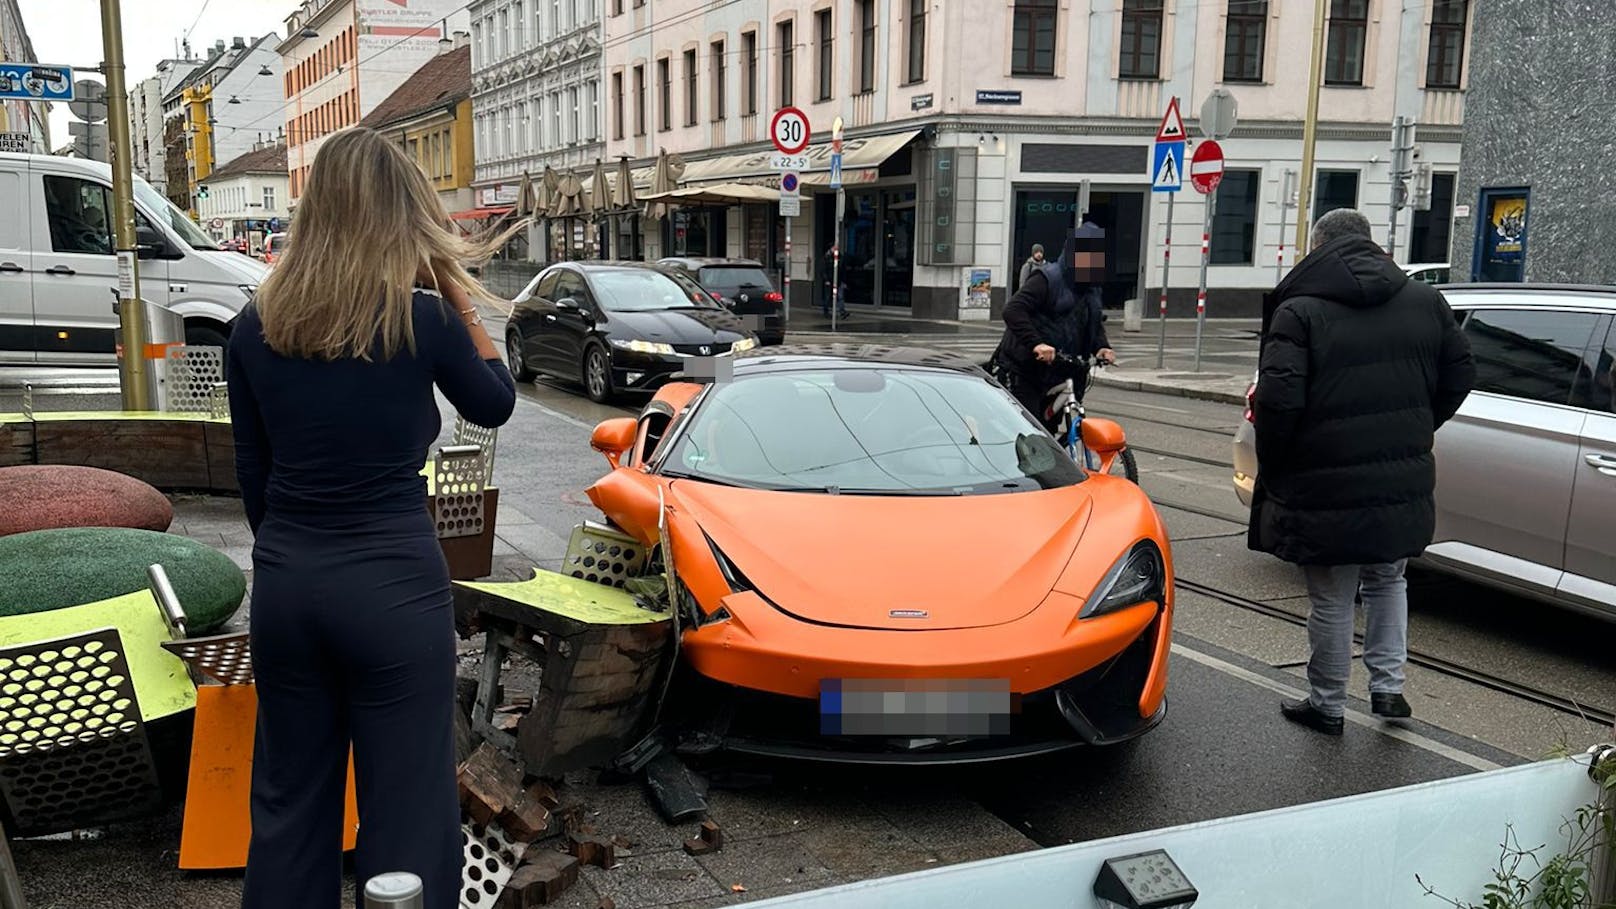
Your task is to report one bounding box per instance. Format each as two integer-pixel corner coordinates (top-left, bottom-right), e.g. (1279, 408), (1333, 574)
(226, 127), (520, 908)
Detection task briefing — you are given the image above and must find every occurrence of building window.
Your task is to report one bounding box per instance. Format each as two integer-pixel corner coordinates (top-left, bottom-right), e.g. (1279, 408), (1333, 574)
(1223, 0), (1267, 82)
(499, 9), (509, 58)
(1312, 169), (1359, 221)
(816, 10), (833, 101)
(1409, 171), (1456, 264)
(1426, 0), (1467, 89)
(1011, 0), (1056, 76)
(1119, 0), (1164, 79)
(779, 20), (795, 106)
(613, 72), (625, 139)
(712, 40), (726, 121)
(514, 1), (525, 50)
(612, 0), (622, 14)
(568, 87), (580, 144)
(1209, 169), (1260, 264)
(588, 80), (600, 141)
(743, 31), (758, 115)
(906, 0), (926, 83)
(684, 49), (698, 126)
(656, 58), (670, 131)
(551, 92), (562, 149)
(1325, 0), (1369, 86)
(856, 0), (876, 93)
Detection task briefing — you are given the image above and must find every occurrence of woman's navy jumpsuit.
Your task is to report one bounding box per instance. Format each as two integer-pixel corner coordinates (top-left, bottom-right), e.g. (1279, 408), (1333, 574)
(226, 292), (516, 908)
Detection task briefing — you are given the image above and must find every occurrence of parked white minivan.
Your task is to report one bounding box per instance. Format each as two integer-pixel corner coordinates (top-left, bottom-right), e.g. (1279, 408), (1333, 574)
(0, 152), (267, 365)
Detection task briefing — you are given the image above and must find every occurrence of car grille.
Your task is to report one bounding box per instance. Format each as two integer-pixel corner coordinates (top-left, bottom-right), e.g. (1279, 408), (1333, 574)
(672, 342), (731, 356)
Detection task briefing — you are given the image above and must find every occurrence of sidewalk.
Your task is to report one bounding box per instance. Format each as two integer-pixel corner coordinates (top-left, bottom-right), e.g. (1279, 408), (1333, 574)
(784, 304), (1257, 405)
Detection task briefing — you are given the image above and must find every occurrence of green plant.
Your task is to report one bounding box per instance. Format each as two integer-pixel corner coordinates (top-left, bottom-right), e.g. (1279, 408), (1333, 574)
(1418, 753), (1615, 909)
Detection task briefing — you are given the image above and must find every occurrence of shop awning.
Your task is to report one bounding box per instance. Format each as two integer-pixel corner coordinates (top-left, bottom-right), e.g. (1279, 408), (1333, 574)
(451, 206), (514, 221)
(635, 183), (781, 205)
(676, 129), (922, 188)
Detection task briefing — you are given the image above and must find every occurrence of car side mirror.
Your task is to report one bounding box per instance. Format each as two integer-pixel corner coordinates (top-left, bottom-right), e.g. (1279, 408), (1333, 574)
(591, 417), (637, 469)
(556, 297), (579, 311)
(135, 224), (168, 260)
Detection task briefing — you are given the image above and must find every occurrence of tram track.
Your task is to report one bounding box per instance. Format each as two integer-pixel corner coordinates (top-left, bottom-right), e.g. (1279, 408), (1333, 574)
(1173, 577), (1616, 729)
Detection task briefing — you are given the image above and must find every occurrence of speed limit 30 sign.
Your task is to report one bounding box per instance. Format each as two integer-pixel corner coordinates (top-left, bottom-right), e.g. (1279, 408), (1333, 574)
(769, 106), (811, 156)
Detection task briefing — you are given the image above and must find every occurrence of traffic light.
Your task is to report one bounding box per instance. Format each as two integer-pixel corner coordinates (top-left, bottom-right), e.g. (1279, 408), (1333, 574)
(197, 184), (210, 200)
(1411, 163), (1433, 212)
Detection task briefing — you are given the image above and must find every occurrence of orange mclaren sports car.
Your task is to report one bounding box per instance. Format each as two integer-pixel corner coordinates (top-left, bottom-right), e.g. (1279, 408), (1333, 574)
(583, 345), (1174, 763)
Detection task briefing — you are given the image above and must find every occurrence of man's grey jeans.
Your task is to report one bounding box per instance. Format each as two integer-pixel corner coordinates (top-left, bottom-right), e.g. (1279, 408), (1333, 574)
(1301, 560), (1409, 717)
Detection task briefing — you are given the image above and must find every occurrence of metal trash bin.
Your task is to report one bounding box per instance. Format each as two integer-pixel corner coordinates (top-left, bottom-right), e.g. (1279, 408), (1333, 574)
(109, 293), (188, 411)
(364, 872), (423, 908)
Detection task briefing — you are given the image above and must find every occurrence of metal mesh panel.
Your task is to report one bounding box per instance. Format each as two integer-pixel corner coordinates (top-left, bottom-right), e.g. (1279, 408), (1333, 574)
(452, 417), (498, 485)
(160, 632), (253, 686)
(434, 445), (487, 540)
(459, 822), (525, 909)
(0, 628), (163, 836)
(165, 346), (225, 412)
(564, 521), (648, 589)
(210, 383), (230, 421)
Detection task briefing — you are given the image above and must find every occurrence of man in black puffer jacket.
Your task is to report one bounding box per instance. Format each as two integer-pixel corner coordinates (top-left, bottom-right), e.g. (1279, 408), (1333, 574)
(1250, 208), (1475, 736)
(992, 223), (1116, 432)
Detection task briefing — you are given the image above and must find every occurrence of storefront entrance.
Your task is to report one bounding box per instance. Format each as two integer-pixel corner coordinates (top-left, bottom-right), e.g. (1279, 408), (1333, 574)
(664, 208), (728, 257)
(1012, 188), (1144, 308)
(814, 187), (916, 308)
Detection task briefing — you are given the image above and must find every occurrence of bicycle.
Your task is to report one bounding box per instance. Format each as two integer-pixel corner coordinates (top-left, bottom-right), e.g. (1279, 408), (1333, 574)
(1047, 352), (1139, 483)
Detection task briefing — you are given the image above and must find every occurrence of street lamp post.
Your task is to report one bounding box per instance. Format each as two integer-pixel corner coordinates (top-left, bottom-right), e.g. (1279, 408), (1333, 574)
(100, 0), (153, 410)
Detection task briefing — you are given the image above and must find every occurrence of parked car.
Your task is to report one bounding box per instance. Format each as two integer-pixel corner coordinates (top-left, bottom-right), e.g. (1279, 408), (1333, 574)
(657, 257), (785, 345)
(1234, 284), (1616, 619)
(1405, 263), (1452, 285)
(583, 345), (1171, 760)
(0, 152), (267, 363)
(505, 261), (758, 403)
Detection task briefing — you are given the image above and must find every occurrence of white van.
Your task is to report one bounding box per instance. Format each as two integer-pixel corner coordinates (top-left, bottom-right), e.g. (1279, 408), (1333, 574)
(0, 152), (268, 365)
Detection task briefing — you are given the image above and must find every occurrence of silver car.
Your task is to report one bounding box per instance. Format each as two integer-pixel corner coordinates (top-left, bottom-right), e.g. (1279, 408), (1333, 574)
(1234, 284), (1616, 619)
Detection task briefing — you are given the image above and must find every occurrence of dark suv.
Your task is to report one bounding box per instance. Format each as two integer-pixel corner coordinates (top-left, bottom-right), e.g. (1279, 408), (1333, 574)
(658, 257), (785, 345)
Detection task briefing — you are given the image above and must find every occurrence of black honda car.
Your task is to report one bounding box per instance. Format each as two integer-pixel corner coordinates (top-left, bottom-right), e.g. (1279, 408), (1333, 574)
(505, 261), (758, 403)
(657, 257), (786, 346)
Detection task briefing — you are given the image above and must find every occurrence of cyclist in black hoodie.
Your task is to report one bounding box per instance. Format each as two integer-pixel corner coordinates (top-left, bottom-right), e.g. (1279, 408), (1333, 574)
(992, 222), (1115, 431)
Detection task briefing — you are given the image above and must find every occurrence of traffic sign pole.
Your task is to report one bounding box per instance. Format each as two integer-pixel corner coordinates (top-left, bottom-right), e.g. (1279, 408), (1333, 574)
(100, 0), (151, 410)
(1151, 96), (1185, 369)
(1156, 192), (1174, 370)
(1195, 189), (1215, 372)
(1187, 137), (1225, 373)
(830, 116), (844, 332)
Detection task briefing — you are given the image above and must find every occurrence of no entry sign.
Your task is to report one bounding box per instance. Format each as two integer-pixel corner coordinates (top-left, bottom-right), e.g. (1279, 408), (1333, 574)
(1190, 140), (1224, 194)
(770, 107), (811, 156)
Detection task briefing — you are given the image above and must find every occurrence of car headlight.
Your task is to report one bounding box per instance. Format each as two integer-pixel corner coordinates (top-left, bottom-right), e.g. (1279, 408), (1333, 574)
(610, 338), (675, 355)
(238, 284), (258, 298)
(730, 337), (757, 353)
(1080, 540), (1166, 619)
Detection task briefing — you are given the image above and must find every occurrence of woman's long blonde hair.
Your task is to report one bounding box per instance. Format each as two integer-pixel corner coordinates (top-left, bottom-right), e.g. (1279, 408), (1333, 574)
(255, 127), (526, 361)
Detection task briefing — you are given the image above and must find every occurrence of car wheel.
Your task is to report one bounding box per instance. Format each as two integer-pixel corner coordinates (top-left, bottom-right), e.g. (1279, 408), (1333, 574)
(583, 343), (615, 403)
(185, 324), (229, 352)
(506, 328), (535, 382)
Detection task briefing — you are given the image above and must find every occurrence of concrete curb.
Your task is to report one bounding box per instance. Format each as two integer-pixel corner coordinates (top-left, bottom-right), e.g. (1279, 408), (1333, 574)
(1092, 372), (1248, 406)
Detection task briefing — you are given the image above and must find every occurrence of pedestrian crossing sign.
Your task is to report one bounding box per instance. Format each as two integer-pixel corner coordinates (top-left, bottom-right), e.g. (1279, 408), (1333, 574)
(1152, 141), (1185, 193)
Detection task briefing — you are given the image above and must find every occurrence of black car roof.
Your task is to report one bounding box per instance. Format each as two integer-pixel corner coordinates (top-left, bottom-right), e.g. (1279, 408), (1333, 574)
(713, 343), (990, 378)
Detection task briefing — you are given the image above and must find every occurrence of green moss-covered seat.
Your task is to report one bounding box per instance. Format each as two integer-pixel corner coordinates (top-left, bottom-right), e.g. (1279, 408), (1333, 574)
(0, 528), (246, 633)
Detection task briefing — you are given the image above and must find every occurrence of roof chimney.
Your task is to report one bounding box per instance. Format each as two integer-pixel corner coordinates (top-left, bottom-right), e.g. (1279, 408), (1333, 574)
(233, 36), (246, 49)
(453, 30), (470, 50)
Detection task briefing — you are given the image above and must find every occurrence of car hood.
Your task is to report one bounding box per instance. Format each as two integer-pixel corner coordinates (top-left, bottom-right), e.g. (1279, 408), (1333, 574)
(193, 249), (270, 285)
(669, 480), (1095, 630)
(609, 307), (748, 344)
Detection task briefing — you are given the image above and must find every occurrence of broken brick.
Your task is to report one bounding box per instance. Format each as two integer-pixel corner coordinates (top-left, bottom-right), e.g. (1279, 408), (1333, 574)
(682, 836), (714, 857)
(499, 851), (578, 907)
(699, 820), (723, 850)
(458, 743), (523, 827)
(526, 780), (560, 810)
(499, 797), (554, 844)
(566, 834), (616, 868)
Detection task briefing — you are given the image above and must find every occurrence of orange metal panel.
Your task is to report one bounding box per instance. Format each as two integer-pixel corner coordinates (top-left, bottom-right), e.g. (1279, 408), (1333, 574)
(178, 685), (359, 870)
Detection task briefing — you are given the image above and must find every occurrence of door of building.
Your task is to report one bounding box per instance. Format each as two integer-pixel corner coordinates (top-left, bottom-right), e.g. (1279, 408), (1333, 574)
(1011, 187), (1143, 307)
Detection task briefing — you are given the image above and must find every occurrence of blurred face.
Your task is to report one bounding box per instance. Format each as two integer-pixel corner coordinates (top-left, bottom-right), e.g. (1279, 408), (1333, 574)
(1073, 239), (1105, 283)
(1033, 249), (1044, 262)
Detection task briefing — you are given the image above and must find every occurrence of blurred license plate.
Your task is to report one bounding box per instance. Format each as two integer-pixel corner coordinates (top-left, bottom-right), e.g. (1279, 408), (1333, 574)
(819, 678), (1014, 736)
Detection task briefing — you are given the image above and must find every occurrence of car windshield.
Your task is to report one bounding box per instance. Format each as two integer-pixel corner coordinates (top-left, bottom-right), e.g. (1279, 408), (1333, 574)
(697, 266), (773, 296)
(660, 367), (1086, 495)
(591, 268), (722, 311)
(133, 175), (218, 250)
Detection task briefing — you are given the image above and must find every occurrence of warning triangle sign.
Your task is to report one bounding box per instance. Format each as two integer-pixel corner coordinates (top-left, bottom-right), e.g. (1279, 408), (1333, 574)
(1154, 149), (1180, 188)
(1156, 97), (1187, 143)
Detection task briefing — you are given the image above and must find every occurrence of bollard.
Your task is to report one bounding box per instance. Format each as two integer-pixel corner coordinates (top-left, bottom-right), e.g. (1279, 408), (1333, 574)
(1122, 298), (1143, 333)
(364, 872), (424, 909)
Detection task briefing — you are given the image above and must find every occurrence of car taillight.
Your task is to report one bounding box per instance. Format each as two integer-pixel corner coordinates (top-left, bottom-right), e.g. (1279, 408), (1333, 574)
(764, 291), (783, 303)
(1243, 383), (1256, 423)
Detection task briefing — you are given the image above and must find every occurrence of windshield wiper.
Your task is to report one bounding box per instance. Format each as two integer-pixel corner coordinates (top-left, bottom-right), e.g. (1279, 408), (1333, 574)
(831, 487), (965, 496)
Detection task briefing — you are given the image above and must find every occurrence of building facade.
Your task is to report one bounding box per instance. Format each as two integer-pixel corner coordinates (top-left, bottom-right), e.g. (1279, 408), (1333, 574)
(280, 0), (469, 203)
(1449, 0), (1614, 285)
(130, 55), (204, 196)
(0, 0), (51, 152)
(360, 42), (478, 215)
(603, 0), (1475, 319)
(161, 35), (285, 215)
(197, 141), (291, 250)
(468, 0), (605, 216)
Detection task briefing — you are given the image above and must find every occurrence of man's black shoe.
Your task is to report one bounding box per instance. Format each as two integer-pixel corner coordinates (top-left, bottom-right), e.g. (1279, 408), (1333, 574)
(1371, 692), (1412, 719)
(1280, 697), (1344, 736)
